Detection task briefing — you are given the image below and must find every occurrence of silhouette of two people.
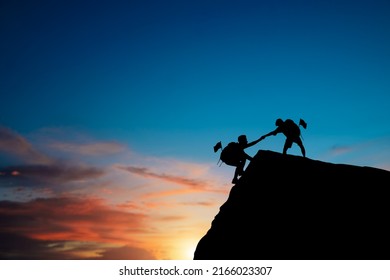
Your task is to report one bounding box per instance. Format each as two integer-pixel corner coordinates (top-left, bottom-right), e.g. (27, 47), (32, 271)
(217, 118), (306, 184)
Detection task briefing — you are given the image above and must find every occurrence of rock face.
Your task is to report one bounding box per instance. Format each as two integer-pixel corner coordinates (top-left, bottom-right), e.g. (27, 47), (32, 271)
(193, 150), (390, 260)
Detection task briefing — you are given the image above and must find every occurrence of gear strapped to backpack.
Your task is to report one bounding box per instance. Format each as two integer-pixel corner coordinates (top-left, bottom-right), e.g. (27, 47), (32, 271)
(285, 119), (301, 137)
(283, 118), (307, 140)
(213, 141), (241, 166)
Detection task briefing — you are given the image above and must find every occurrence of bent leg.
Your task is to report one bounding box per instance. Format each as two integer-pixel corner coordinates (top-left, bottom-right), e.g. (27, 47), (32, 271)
(283, 139), (293, 155)
(232, 167), (240, 184)
(232, 160), (246, 184)
(237, 159), (246, 175)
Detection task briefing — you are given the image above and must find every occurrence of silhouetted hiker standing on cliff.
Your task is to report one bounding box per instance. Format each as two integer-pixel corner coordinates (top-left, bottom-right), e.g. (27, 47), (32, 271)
(214, 135), (262, 184)
(260, 118), (306, 157)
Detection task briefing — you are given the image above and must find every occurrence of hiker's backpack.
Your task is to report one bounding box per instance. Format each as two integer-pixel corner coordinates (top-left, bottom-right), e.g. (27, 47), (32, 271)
(214, 141), (241, 166)
(285, 118), (307, 139)
(284, 119), (301, 138)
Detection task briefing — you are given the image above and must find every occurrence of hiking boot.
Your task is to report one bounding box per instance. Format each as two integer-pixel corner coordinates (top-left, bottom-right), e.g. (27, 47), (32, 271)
(232, 177), (238, 184)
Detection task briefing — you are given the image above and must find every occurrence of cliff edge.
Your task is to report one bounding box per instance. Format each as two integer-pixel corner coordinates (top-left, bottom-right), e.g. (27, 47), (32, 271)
(194, 150), (390, 260)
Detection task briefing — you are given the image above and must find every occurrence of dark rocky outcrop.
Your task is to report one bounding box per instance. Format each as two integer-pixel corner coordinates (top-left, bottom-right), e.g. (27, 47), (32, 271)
(194, 150), (390, 260)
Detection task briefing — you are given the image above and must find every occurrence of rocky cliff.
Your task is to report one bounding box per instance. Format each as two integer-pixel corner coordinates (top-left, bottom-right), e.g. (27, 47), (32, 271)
(194, 150), (390, 260)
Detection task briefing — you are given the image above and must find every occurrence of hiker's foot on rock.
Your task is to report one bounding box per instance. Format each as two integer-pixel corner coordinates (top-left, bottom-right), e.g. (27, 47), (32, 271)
(231, 178), (238, 184)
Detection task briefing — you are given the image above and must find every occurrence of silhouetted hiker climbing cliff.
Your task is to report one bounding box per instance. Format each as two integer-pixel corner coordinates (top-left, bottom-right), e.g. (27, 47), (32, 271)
(214, 135), (262, 184)
(194, 150), (390, 260)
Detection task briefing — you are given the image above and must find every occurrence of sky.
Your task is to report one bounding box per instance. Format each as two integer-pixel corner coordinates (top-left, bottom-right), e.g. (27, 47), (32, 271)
(1, 0), (389, 260)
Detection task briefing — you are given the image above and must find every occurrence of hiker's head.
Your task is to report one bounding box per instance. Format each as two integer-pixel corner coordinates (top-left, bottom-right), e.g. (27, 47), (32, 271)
(238, 135), (248, 145)
(275, 118), (283, 126)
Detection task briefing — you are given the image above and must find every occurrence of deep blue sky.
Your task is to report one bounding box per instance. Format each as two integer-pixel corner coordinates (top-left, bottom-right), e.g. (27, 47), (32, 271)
(1, 0), (390, 164)
(1, 0), (390, 260)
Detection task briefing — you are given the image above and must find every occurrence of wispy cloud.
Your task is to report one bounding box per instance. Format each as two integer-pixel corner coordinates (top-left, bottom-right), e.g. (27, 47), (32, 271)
(0, 163), (105, 187)
(120, 166), (206, 188)
(118, 165), (226, 195)
(326, 137), (390, 171)
(0, 126), (51, 164)
(0, 196), (155, 259)
(0, 233), (156, 260)
(48, 141), (127, 156)
(91, 245), (156, 260)
(0, 127), (110, 190)
(329, 145), (353, 156)
(0, 125), (229, 259)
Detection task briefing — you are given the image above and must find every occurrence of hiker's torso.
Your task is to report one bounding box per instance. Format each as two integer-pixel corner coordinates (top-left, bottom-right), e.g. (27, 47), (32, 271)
(280, 120), (300, 138)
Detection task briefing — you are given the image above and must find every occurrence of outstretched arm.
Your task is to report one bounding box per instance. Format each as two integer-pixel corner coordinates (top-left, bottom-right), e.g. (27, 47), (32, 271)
(260, 129), (278, 140)
(246, 137), (263, 148)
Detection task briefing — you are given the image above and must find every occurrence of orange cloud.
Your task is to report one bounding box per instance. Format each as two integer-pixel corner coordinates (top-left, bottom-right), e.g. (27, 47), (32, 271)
(0, 126), (230, 260)
(91, 245), (156, 260)
(0, 196), (156, 259)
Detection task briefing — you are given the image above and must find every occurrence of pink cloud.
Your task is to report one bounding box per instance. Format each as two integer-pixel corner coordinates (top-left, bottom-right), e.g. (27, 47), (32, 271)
(0, 126), (51, 164)
(329, 145), (353, 156)
(1, 163), (105, 185)
(121, 166), (205, 188)
(118, 165), (226, 195)
(48, 141), (127, 156)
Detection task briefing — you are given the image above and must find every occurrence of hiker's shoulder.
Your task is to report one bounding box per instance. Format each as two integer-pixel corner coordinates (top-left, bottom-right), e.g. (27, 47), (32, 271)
(285, 118), (295, 124)
(228, 141), (239, 146)
(285, 119), (298, 127)
(225, 141), (240, 149)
